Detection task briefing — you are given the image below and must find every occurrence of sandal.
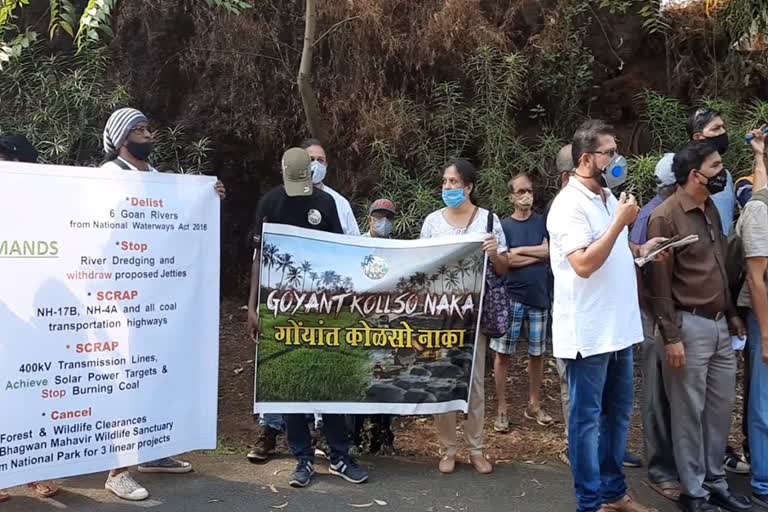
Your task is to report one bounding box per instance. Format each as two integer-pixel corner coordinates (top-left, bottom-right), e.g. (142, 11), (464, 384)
(0, 491), (9, 502)
(469, 452), (493, 474)
(28, 481), (59, 498)
(438, 453), (456, 474)
(646, 480), (680, 502)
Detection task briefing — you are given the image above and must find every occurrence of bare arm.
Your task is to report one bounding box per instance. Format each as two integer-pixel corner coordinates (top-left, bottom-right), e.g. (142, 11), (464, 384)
(567, 220), (625, 279)
(507, 251), (541, 268)
(516, 239), (549, 260)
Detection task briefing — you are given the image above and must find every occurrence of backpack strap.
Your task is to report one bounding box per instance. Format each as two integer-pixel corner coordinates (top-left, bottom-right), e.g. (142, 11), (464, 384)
(111, 158), (131, 171)
(485, 210), (494, 234)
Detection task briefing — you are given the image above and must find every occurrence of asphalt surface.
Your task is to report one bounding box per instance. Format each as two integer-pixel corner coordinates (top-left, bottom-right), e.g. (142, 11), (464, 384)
(0, 452), (749, 511)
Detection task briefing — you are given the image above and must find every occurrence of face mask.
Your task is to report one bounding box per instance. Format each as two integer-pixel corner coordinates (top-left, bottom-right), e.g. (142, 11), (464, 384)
(706, 133), (729, 155)
(310, 160), (327, 185)
(371, 217), (393, 237)
(442, 188), (466, 209)
(601, 154), (628, 189)
(126, 141), (153, 161)
(699, 168), (728, 195)
(514, 193), (533, 210)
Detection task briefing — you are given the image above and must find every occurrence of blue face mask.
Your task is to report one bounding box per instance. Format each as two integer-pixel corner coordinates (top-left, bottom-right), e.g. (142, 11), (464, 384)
(371, 217), (393, 237)
(442, 188), (466, 209)
(311, 160), (327, 185)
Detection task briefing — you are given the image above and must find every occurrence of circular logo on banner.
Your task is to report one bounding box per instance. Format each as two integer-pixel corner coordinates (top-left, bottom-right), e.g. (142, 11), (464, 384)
(307, 209), (322, 225)
(362, 255), (389, 280)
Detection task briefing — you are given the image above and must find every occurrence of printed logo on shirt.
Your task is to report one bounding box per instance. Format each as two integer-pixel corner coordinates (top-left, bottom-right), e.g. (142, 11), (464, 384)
(307, 209), (322, 225)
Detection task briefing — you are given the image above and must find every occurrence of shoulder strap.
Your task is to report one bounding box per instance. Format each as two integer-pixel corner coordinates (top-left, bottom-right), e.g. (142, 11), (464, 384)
(463, 206), (479, 230)
(112, 158), (131, 171)
(485, 210), (493, 234)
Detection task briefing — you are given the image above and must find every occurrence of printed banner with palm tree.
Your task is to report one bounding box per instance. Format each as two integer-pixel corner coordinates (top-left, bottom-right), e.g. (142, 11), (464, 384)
(254, 223), (486, 415)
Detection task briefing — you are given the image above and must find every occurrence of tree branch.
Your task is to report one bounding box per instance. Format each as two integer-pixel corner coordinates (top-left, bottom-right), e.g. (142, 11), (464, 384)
(297, 0), (325, 141)
(313, 15), (362, 47)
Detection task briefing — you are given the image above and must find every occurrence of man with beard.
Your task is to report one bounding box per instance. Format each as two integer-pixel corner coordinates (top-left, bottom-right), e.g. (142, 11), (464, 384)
(548, 120), (663, 512)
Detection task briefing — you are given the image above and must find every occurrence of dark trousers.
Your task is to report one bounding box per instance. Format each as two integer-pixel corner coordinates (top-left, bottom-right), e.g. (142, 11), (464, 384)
(285, 413), (349, 464)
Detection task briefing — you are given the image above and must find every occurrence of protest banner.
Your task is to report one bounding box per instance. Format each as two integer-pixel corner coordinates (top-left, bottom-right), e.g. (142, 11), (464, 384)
(254, 223), (486, 415)
(0, 162), (220, 489)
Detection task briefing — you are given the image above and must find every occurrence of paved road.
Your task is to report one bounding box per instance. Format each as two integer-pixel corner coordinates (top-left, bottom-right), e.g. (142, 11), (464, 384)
(1, 452), (747, 511)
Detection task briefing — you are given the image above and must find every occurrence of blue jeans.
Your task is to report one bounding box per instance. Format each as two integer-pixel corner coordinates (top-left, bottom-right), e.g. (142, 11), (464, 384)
(260, 413), (285, 432)
(747, 312), (768, 495)
(284, 413), (349, 464)
(567, 347), (634, 512)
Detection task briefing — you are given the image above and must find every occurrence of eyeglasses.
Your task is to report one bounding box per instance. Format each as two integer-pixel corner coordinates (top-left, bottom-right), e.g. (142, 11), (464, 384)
(512, 188), (533, 196)
(589, 149), (617, 158)
(130, 125), (152, 135)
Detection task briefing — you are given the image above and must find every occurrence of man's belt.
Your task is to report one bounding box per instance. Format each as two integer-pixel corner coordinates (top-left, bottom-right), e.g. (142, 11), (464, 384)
(678, 306), (725, 321)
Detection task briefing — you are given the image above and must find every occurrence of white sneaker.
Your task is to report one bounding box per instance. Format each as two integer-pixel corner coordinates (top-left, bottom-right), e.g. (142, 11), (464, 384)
(105, 471), (149, 501)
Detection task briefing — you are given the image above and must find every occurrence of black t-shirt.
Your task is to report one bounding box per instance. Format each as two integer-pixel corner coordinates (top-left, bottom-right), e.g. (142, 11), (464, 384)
(252, 185), (344, 244)
(501, 213), (550, 309)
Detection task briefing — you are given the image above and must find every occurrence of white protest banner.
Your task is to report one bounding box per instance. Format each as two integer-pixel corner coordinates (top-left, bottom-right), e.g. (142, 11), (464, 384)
(254, 223), (485, 415)
(0, 162), (220, 489)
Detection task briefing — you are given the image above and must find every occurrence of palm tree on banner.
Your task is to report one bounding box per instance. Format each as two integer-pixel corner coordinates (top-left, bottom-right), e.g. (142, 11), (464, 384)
(343, 276), (354, 292)
(429, 273), (439, 294)
(321, 270), (337, 291)
(456, 259), (473, 293)
(396, 277), (408, 293)
(361, 254), (374, 269)
(286, 266), (303, 290)
(446, 270), (461, 293)
(309, 271), (319, 291)
(276, 253), (294, 290)
(331, 272), (343, 292)
(300, 261), (313, 292)
(412, 272), (429, 294)
(471, 253), (485, 292)
(262, 244), (279, 289)
(436, 264), (449, 294)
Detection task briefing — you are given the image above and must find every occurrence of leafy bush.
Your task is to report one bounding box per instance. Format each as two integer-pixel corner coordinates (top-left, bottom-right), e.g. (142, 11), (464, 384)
(0, 41), (213, 173)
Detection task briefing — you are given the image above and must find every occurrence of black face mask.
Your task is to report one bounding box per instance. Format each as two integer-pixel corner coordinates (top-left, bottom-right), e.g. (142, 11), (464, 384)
(126, 141), (153, 161)
(700, 168), (728, 195)
(706, 132), (729, 155)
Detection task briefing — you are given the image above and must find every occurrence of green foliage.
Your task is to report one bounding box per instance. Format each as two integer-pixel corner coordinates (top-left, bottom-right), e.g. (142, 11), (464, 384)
(0, 40), (213, 173)
(624, 153), (664, 205)
(76, 0), (116, 52)
(205, 0), (253, 15)
(637, 0), (670, 34)
(368, 47), (567, 238)
(641, 90), (690, 151)
(49, 0), (77, 39)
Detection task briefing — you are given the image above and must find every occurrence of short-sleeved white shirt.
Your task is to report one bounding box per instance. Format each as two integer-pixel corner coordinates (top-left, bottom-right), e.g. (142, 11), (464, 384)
(420, 207), (508, 252)
(546, 178), (642, 359)
(320, 184), (361, 236)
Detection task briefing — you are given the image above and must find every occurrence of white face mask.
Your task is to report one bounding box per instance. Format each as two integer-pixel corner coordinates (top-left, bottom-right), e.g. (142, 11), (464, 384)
(311, 160), (327, 185)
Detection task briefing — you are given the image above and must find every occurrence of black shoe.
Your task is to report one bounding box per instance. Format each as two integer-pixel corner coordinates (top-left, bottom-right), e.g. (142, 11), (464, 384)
(708, 488), (752, 512)
(288, 460), (315, 488)
(247, 427), (278, 463)
(679, 494), (718, 512)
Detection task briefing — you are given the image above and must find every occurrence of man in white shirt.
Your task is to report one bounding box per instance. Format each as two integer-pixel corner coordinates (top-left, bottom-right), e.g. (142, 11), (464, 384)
(99, 107), (224, 501)
(300, 138), (360, 235)
(547, 120), (662, 512)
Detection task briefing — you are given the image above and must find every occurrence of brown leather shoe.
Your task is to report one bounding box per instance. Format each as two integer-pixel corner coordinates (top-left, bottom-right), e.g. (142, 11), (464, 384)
(469, 453), (493, 474)
(603, 495), (658, 512)
(438, 453), (456, 474)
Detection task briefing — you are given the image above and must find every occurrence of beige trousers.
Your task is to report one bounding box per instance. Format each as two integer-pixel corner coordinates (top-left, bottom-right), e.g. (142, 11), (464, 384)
(434, 334), (487, 456)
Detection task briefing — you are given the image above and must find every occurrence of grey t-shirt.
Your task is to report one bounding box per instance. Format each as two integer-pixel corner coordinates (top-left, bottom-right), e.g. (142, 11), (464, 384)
(737, 200), (768, 308)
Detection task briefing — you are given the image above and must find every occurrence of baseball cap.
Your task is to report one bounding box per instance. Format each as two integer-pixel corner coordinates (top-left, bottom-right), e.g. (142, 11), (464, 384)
(369, 198), (396, 216)
(0, 134), (38, 163)
(654, 152), (676, 188)
(281, 147), (313, 197)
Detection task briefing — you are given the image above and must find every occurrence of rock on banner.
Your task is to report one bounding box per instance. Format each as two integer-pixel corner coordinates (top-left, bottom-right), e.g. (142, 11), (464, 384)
(254, 223), (486, 415)
(0, 162), (220, 489)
